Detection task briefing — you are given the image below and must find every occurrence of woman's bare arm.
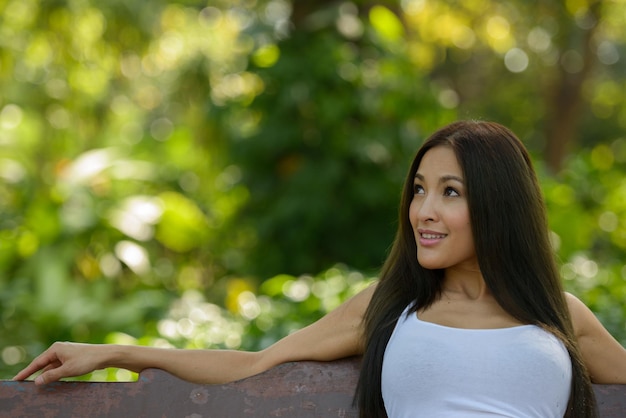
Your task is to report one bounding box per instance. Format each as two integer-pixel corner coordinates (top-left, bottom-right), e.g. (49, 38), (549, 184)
(13, 284), (376, 385)
(566, 292), (626, 384)
(12, 343), (262, 385)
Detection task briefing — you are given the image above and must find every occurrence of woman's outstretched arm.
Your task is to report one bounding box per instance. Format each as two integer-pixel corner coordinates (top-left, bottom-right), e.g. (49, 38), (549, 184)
(566, 292), (626, 384)
(13, 284), (376, 386)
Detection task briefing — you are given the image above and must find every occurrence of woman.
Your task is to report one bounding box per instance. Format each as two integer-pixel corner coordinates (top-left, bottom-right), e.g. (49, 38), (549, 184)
(14, 121), (626, 417)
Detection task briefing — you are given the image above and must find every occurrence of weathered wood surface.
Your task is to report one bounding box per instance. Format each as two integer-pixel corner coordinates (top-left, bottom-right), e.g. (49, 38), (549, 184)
(0, 356), (625, 417)
(0, 357), (360, 418)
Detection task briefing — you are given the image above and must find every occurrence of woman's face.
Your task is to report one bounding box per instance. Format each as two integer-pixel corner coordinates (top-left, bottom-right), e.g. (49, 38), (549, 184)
(409, 146), (478, 271)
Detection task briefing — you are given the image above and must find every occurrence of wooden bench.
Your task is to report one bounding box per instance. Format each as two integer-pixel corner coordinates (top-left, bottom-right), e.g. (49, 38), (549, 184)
(1, 356), (625, 417)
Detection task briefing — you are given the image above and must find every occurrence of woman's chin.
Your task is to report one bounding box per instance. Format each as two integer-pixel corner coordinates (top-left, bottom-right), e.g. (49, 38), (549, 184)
(417, 258), (445, 270)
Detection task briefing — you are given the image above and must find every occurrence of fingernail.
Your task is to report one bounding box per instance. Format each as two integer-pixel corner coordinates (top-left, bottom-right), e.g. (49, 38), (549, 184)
(35, 376), (44, 385)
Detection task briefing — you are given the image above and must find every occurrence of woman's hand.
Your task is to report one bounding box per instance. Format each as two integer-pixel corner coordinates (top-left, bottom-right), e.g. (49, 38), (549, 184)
(13, 342), (108, 385)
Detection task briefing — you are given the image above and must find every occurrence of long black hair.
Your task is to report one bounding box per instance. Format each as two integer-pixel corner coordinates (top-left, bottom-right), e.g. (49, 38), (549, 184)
(354, 120), (596, 417)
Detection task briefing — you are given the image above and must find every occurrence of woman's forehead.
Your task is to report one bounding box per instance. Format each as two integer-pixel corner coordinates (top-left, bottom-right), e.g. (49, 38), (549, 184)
(416, 146), (462, 178)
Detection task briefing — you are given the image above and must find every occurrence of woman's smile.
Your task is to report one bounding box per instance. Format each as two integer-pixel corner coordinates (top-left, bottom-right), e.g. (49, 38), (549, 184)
(418, 229), (447, 246)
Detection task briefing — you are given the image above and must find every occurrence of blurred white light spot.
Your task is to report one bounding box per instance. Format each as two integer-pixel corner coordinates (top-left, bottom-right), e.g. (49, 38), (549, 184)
(401, 0), (426, 14)
(597, 41), (619, 65)
(62, 148), (116, 185)
(109, 196), (163, 241)
(110, 95), (134, 115)
(263, 0), (291, 25)
(337, 10), (363, 40)
(150, 118), (173, 141)
(127, 196), (163, 223)
(225, 333), (242, 349)
(504, 48), (529, 73)
(0, 104), (24, 130)
(438, 89), (460, 109)
(579, 260), (598, 278)
(572, 255), (598, 278)
(238, 291), (261, 320)
(0, 158), (26, 183)
(598, 211), (618, 232)
(45, 79), (69, 99)
(177, 318), (195, 338)
(159, 31), (184, 62)
(283, 279), (311, 302)
(338, 62), (359, 82)
(109, 210), (153, 241)
(99, 253), (122, 278)
(189, 307), (209, 323)
(2, 346), (25, 365)
(365, 142), (391, 164)
(47, 105), (71, 129)
(120, 54), (142, 79)
(158, 319), (179, 339)
(115, 240), (150, 275)
(527, 27), (551, 53)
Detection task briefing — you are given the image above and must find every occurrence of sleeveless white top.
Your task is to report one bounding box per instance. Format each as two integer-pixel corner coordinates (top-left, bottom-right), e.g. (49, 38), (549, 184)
(381, 307), (572, 417)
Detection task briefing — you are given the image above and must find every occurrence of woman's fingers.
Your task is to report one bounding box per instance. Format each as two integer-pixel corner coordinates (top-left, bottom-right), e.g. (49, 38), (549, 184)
(40, 360), (62, 374)
(13, 342), (76, 383)
(35, 363), (70, 385)
(13, 350), (58, 381)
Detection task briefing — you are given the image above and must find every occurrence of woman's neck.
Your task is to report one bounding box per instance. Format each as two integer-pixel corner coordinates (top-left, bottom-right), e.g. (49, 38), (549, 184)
(441, 266), (490, 301)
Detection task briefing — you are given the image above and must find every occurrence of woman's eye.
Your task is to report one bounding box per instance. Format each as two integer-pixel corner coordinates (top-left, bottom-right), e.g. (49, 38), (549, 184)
(413, 184), (424, 195)
(444, 187), (460, 197)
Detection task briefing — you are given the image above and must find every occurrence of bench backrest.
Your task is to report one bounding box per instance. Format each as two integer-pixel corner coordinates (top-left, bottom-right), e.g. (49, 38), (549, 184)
(1, 357), (625, 417)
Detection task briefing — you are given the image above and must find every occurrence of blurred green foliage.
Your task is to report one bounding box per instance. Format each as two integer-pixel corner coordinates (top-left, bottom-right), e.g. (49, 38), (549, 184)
(0, 0), (625, 380)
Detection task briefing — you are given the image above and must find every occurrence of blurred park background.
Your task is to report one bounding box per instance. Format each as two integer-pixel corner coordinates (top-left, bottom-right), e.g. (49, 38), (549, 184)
(1, 0), (625, 381)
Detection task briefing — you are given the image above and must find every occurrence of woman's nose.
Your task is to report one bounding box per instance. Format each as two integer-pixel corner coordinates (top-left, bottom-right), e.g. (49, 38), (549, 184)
(417, 195), (438, 223)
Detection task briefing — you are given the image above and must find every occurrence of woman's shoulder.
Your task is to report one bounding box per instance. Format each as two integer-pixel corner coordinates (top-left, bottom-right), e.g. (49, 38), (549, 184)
(564, 292), (595, 339)
(564, 291), (626, 384)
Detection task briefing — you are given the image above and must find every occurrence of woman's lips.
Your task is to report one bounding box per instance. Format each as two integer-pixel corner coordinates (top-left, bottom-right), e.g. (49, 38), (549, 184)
(418, 230), (447, 246)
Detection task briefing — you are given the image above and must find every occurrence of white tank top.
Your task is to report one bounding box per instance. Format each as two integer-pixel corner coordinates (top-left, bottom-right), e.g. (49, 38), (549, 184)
(381, 306), (572, 417)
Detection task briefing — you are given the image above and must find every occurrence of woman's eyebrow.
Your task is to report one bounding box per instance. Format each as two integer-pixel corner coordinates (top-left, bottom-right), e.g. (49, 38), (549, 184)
(440, 174), (464, 184)
(414, 173), (464, 184)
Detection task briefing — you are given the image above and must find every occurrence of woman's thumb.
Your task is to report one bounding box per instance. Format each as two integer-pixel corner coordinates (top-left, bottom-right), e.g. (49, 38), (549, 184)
(35, 368), (63, 385)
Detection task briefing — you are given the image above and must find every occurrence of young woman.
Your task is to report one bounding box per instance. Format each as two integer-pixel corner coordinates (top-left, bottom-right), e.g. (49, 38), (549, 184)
(14, 121), (626, 417)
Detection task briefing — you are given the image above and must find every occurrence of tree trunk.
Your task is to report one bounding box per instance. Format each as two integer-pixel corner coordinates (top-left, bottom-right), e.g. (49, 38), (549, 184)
(544, 1), (602, 174)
